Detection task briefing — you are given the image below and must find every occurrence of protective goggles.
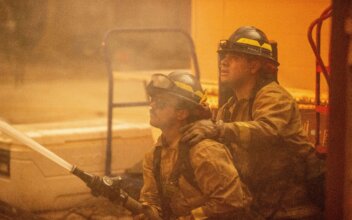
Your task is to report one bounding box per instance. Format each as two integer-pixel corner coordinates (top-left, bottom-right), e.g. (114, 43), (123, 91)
(146, 73), (206, 104)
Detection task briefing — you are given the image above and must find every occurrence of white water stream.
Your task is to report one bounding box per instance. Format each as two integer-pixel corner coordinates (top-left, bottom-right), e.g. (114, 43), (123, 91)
(0, 120), (73, 172)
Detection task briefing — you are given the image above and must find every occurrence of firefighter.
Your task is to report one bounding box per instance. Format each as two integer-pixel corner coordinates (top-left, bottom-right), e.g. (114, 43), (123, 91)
(181, 26), (325, 219)
(135, 71), (253, 220)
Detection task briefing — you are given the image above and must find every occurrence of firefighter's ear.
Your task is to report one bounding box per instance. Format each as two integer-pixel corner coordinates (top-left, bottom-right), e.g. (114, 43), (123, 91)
(249, 59), (262, 74)
(176, 109), (189, 121)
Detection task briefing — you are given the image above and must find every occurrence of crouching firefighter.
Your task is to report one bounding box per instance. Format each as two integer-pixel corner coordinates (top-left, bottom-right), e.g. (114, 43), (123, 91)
(135, 71), (253, 220)
(181, 26), (325, 219)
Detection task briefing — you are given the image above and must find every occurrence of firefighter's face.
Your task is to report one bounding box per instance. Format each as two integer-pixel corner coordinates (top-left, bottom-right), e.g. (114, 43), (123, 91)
(220, 52), (259, 87)
(149, 94), (188, 130)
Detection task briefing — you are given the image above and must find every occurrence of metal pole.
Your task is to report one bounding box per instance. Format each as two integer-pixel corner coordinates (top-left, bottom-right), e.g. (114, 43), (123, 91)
(315, 21), (322, 149)
(326, 0), (349, 218)
(102, 40), (114, 176)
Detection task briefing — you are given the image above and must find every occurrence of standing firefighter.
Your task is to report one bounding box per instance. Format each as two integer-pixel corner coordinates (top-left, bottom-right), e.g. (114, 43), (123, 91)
(135, 72), (253, 220)
(181, 26), (325, 219)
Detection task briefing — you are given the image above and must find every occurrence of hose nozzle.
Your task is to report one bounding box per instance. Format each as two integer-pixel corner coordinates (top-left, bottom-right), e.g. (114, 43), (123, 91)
(71, 166), (94, 184)
(70, 166), (150, 216)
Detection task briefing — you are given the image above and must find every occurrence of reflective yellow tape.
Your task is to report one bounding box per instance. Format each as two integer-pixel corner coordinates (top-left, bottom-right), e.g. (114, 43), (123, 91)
(236, 38), (272, 51)
(235, 121), (256, 129)
(191, 207), (208, 220)
(198, 90), (208, 103)
(174, 81), (194, 93)
(195, 90), (206, 99)
(174, 81), (204, 99)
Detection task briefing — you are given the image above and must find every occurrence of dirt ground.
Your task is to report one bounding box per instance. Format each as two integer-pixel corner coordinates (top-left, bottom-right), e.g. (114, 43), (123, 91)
(0, 198), (133, 220)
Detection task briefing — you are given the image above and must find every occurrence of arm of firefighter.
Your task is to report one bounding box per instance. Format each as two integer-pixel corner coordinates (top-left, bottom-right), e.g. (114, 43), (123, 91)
(218, 87), (295, 148)
(138, 150), (162, 217)
(189, 141), (252, 219)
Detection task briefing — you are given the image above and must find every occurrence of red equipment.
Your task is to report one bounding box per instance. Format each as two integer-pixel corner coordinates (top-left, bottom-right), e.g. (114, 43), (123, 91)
(307, 6), (332, 155)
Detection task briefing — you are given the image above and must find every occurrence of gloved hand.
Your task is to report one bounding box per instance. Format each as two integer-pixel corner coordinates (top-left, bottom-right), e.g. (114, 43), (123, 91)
(87, 175), (106, 197)
(180, 119), (222, 146)
(87, 175), (122, 202)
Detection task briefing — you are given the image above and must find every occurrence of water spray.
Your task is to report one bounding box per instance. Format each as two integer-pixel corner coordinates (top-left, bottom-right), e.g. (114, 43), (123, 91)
(0, 120), (160, 220)
(0, 120), (73, 171)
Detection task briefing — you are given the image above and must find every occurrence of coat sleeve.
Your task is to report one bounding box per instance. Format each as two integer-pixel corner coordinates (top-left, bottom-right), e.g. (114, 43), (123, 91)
(189, 141), (252, 218)
(139, 150), (162, 214)
(218, 86), (296, 149)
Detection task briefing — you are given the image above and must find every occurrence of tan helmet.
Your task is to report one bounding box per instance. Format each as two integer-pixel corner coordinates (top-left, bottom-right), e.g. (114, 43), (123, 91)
(146, 71), (207, 105)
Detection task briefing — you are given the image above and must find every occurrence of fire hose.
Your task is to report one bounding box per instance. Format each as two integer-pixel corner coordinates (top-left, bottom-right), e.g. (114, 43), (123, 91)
(0, 120), (161, 220)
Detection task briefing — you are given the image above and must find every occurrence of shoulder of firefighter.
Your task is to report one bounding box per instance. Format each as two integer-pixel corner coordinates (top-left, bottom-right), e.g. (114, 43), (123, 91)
(139, 136), (253, 220)
(216, 81), (325, 219)
(217, 82), (314, 155)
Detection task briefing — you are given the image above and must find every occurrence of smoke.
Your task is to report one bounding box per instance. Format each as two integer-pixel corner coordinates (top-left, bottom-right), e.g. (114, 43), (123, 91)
(0, 0), (192, 124)
(0, 0), (191, 81)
